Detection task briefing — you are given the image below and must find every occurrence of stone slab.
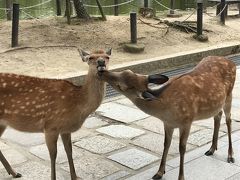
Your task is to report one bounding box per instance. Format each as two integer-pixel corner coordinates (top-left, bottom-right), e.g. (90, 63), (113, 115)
(74, 135), (126, 154)
(0, 140), (10, 150)
(82, 116), (108, 129)
(97, 103), (149, 123)
(2, 128), (45, 147)
(30, 141), (79, 164)
(164, 156), (240, 180)
(102, 170), (130, 180)
(0, 149), (28, 170)
(226, 172), (240, 180)
(115, 98), (136, 108)
(71, 128), (96, 142)
(231, 107), (240, 121)
(61, 148), (119, 180)
(187, 128), (226, 147)
(131, 133), (195, 157)
(96, 125), (145, 139)
(125, 165), (172, 180)
(0, 161), (68, 180)
(219, 130), (240, 143)
(135, 116), (203, 137)
(212, 139), (240, 167)
(108, 148), (159, 170)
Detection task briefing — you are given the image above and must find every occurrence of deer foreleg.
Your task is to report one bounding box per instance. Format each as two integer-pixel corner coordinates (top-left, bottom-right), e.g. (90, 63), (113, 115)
(45, 132), (59, 180)
(61, 133), (77, 180)
(205, 111), (222, 156)
(152, 125), (174, 180)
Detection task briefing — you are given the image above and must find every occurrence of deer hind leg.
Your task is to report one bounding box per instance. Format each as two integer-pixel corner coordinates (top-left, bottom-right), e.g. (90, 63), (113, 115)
(152, 125), (174, 180)
(45, 131), (59, 180)
(224, 93), (234, 163)
(0, 125), (21, 178)
(61, 133), (77, 180)
(178, 124), (191, 180)
(205, 111), (223, 156)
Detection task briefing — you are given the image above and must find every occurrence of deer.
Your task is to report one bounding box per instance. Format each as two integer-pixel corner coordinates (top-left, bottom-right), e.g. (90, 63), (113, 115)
(97, 56), (236, 180)
(0, 48), (111, 180)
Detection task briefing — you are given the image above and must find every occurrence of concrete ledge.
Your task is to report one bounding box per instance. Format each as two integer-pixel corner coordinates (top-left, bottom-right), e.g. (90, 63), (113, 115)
(64, 43), (240, 85)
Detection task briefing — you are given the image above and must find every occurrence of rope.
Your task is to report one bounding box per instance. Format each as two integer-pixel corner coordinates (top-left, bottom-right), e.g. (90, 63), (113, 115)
(83, 0), (135, 8)
(0, 0), (52, 11)
(20, 0), (52, 10)
(153, 0), (174, 11)
(21, 10), (76, 33)
(181, 9), (196, 22)
(204, 4), (228, 17)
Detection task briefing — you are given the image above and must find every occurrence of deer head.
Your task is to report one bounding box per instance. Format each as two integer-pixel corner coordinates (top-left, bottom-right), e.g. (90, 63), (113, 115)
(80, 48), (112, 73)
(97, 68), (169, 100)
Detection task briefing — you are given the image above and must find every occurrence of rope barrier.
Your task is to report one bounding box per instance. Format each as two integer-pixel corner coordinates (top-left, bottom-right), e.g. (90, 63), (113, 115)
(153, 0), (174, 11)
(0, 0), (51, 11)
(21, 10), (77, 33)
(204, 4), (228, 17)
(83, 0), (135, 8)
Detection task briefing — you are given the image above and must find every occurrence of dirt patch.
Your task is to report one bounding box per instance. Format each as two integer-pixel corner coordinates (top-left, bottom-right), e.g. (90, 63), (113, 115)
(0, 7), (240, 78)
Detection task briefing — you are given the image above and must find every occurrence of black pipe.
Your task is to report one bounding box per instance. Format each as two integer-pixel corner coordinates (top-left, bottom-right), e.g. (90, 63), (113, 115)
(56, 0), (61, 16)
(220, 0), (226, 25)
(130, 12), (137, 44)
(114, 0), (119, 16)
(197, 1), (203, 36)
(144, 0), (148, 8)
(11, 3), (19, 47)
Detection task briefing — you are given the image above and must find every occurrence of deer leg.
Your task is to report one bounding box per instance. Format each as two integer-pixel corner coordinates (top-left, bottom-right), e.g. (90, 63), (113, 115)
(152, 125), (174, 180)
(178, 124), (191, 180)
(45, 131), (59, 180)
(205, 111), (223, 156)
(224, 93), (234, 163)
(0, 125), (21, 178)
(61, 133), (77, 180)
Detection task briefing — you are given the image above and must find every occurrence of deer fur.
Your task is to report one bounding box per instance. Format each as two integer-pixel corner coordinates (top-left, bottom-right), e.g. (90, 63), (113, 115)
(97, 56), (236, 180)
(0, 48), (111, 180)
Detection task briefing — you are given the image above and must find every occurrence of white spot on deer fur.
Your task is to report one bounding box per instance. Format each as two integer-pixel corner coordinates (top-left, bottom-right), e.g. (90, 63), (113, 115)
(61, 96), (65, 99)
(2, 83), (7, 88)
(62, 108), (67, 113)
(20, 106), (25, 109)
(5, 109), (11, 114)
(17, 101), (21, 104)
(13, 110), (19, 114)
(29, 89), (33, 92)
(8, 94), (12, 97)
(32, 101), (36, 105)
(1, 102), (4, 106)
(26, 102), (30, 105)
(11, 104), (15, 108)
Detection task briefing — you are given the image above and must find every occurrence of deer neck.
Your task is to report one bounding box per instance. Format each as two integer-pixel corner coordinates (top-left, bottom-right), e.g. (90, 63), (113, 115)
(81, 68), (106, 114)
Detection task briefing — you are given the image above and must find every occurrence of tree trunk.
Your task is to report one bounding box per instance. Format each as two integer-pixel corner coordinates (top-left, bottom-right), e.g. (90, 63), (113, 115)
(73, 0), (90, 19)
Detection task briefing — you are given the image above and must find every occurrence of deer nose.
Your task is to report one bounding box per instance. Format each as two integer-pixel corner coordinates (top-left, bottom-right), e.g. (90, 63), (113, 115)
(97, 59), (105, 67)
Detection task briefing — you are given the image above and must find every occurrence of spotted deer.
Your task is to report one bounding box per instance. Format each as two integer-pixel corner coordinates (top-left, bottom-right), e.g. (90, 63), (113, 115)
(97, 56), (236, 180)
(0, 49), (111, 180)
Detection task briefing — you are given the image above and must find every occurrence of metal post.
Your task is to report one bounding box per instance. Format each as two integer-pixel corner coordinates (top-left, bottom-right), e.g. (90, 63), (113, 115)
(197, 0), (203, 36)
(114, 0), (119, 16)
(6, 0), (12, 20)
(144, 0), (148, 8)
(66, 0), (71, 24)
(96, 0), (106, 21)
(220, 0), (226, 25)
(11, 3), (19, 47)
(56, 0), (61, 16)
(130, 12), (137, 44)
(170, 0), (175, 14)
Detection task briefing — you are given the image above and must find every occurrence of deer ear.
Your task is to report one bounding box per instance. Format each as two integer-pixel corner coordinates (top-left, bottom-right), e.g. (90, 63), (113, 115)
(79, 49), (90, 62)
(106, 48), (112, 56)
(148, 74), (169, 84)
(141, 91), (157, 101)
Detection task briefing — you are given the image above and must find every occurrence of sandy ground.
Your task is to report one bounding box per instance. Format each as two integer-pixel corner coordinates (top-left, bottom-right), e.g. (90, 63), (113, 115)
(0, 6), (240, 78)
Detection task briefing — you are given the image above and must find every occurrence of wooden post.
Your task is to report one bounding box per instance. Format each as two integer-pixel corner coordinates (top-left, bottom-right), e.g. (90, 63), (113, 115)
(11, 3), (19, 47)
(5, 0), (12, 20)
(220, 0), (226, 25)
(130, 12), (137, 44)
(144, 0), (148, 8)
(170, 0), (175, 14)
(114, 0), (119, 16)
(96, 0), (106, 21)
(197, 0), (203, 36)
(56, 0), (61, 16)
(66, 0), (71, 24)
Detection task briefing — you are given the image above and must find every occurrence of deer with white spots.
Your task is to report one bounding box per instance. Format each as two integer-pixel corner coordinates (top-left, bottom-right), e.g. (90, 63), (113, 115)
(97, 56), (236, 180)
(0, 49), (111, 180)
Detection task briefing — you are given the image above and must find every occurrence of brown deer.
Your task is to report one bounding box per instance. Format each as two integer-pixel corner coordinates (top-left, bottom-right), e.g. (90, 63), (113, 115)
(0, 48), (111, 180)
(97, 56), (236, 180)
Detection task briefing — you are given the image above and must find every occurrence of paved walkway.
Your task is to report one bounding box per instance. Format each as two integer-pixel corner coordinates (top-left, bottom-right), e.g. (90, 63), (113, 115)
(0, 67), (239, 180)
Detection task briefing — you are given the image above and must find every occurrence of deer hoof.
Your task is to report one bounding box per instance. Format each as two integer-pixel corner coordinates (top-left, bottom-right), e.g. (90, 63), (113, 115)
(152, 173), (163, 179)
(227, 157), (235, 163)
(205, 150), (214, 156)
(13, 173), (22, 178)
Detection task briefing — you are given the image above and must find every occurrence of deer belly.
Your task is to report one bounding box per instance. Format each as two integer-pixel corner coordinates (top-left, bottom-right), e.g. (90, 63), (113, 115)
(1, 116), (44, 132)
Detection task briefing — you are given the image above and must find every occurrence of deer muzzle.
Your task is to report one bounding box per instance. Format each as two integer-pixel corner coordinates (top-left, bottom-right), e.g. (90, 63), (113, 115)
(97, 59), (106, 72)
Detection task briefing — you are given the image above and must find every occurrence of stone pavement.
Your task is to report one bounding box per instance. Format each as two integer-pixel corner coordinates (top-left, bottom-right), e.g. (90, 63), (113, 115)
(0, 67), (239, 180)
